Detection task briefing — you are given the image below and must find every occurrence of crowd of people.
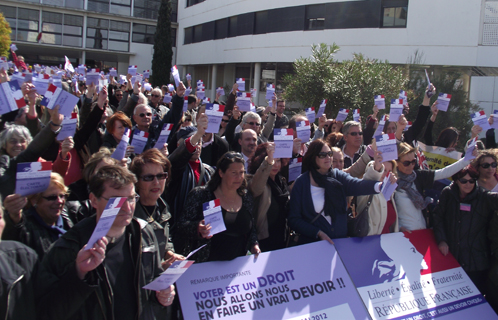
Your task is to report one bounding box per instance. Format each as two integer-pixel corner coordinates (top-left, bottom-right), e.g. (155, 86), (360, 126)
(1, 50), (498, 319)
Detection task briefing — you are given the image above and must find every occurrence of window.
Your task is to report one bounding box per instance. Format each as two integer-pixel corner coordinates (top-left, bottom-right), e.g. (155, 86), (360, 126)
(88, 0), (110, 14)
(42, 11), (62, 45)
(305, 4), (325, 30)
(254, 11), (267, 34)
(134, 0), (160, 20)
(171, 0), (178, 22)
(381, 0), (408, 27)
(193, 24), (202, 43)
(132, 23), (156, 44)
(63, 14), (83, 47)
(18, 8), (40, 42)
(86, 18), (129, 51)
(184, 27), (193, 44)
(186, 0), (205, 8)
(228, 16), (237, 37)
(215, 18), (228, 39)
(382, 7), (407, 27)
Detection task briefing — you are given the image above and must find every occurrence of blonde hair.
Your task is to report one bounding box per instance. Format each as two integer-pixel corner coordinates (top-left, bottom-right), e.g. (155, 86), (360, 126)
(397, 142), (415, 160)
(27, 172), (68, 207)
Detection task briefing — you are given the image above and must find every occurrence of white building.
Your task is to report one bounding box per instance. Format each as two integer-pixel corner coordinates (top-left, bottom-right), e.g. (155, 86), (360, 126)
(0, 0), (178, 74)
(175, 0), (498, 114)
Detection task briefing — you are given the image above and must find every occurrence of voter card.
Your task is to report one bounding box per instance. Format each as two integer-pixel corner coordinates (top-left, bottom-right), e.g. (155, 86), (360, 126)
(305, 107), (316, 123)
(236, 78), (245, 92)
(471, 110), (491, 131)
(203, 199), (226, 236)
(236, 92), (251, 112)
(336, 108), (349, 122)
(85, 197), (128, 250)
(15, 162), (52, 196)
(437, 93), (451, 112)
(206, 103), (225, 133)
(316, 100), (327, 119)
(131, 129), (149, 155)
(288, 157), (302, 182)
(389, 99), (404, 122)
(273, 129), (294, 159)
(295, 120), (311, 142)
(57, 113), (78, 141)
(375, 133), (398, 162)
(143, 260), (195, 291)
(154, 124), (174, 149)
(128, 65), (137, 76)
(374, 95), (385, 109)
(111, 128), (130, 160)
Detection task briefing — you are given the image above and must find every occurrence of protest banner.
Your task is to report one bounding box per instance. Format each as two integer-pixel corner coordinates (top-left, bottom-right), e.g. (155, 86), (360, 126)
(177, 240), (371, 320)
(415, 141), (461, 170)
(334, 229), (498, 320)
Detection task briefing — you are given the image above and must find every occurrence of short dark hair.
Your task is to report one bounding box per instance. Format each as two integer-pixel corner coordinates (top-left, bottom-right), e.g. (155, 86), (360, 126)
(452, 165), (479, 181)
(207, 152), (247, 196)
(187, 94), (197, 105)
(288, 112), (307, 132)
(302, 139), (329, 173)
(89, 165), (137, 198)
(130, 148), (171, 187)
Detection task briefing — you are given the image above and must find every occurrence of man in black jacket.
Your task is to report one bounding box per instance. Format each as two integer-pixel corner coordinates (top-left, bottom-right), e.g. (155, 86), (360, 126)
(0, 202), (39, 320)
(37, 165), (175, 320)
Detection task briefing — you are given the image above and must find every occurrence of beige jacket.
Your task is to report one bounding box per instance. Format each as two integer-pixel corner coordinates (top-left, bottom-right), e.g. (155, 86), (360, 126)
(356, 161), (399, 235)
(247, 159), (273, 240)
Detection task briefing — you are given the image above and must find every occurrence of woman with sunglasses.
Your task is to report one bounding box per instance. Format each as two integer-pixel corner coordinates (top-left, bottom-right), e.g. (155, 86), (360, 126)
(175, 151), (259, 262)
(130, 149), (182, 268)
(395, 142), (476, 232)
(287, 139), (381, 245)
(433, 165), (498, 296)
(472, 150), (498, 191)
(1, 173), (73, 259)
(218, 114), (230, 137)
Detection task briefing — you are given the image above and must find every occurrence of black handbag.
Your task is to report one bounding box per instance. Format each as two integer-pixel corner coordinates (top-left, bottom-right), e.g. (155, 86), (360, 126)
(348, 194), (373, 237)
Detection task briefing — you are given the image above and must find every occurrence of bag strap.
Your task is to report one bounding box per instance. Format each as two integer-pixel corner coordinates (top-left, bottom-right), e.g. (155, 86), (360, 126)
(197, 164), (206, 187)
(363, 194), (375, 212)
(310, 207), (325, 224)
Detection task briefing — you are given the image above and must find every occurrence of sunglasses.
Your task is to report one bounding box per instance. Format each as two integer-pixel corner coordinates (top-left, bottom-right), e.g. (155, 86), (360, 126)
(348, 132), (363, 136)
(139, 112), (152, 117)
(318, 151), (333, 159)
(116, 94), (123, 97)
(458, 178), (476, 184)
(184, 118), (192, 122)
(224, 152), (244, 160)
(151, 94), (161, 98)
(221, 119), (230, 123)
(480, 162), (497, 169)
(42, 194), (67, 201)
(140, 172), (168, 182)
(246, 121), (261, 126)
(400, 159), (417, 167)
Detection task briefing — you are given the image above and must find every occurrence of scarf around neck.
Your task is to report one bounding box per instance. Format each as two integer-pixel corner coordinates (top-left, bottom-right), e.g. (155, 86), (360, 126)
(396, 170), (431, 210)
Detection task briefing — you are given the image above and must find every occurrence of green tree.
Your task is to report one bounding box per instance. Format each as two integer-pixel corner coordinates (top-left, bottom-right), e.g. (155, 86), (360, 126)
(283, 43), (408, 119)
(150, 0), (173, 87)
(0, 13), (12, 57)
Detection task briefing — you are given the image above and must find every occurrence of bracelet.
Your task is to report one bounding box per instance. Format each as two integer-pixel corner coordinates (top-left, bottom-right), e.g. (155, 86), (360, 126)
(49, 120), (61, 127)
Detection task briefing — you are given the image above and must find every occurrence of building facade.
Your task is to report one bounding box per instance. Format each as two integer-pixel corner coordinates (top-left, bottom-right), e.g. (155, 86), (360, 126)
(0, 0), (178, 74)
(175, 0), (498, 113)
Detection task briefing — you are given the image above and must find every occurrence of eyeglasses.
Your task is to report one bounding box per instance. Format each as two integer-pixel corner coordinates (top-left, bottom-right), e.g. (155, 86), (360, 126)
(151, 94), (161, 98)
(116, 94), (123, 97)
(140, 172), (168, 182)
(480, 162), (497, 169)
(184, 118), (192, 122)
(224, 152), (244, 160)
(348, 132), (363, 136)
(317, 151), (333, 159)
(42, 194), (68, 201)
(139, 112), (152, 117)
(246, 121), (261, 126)
(100, 194), (140, 203)
(458, 178), (476, 184)
(221, 119), (230, 123)
(399, 159), (417, 167)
